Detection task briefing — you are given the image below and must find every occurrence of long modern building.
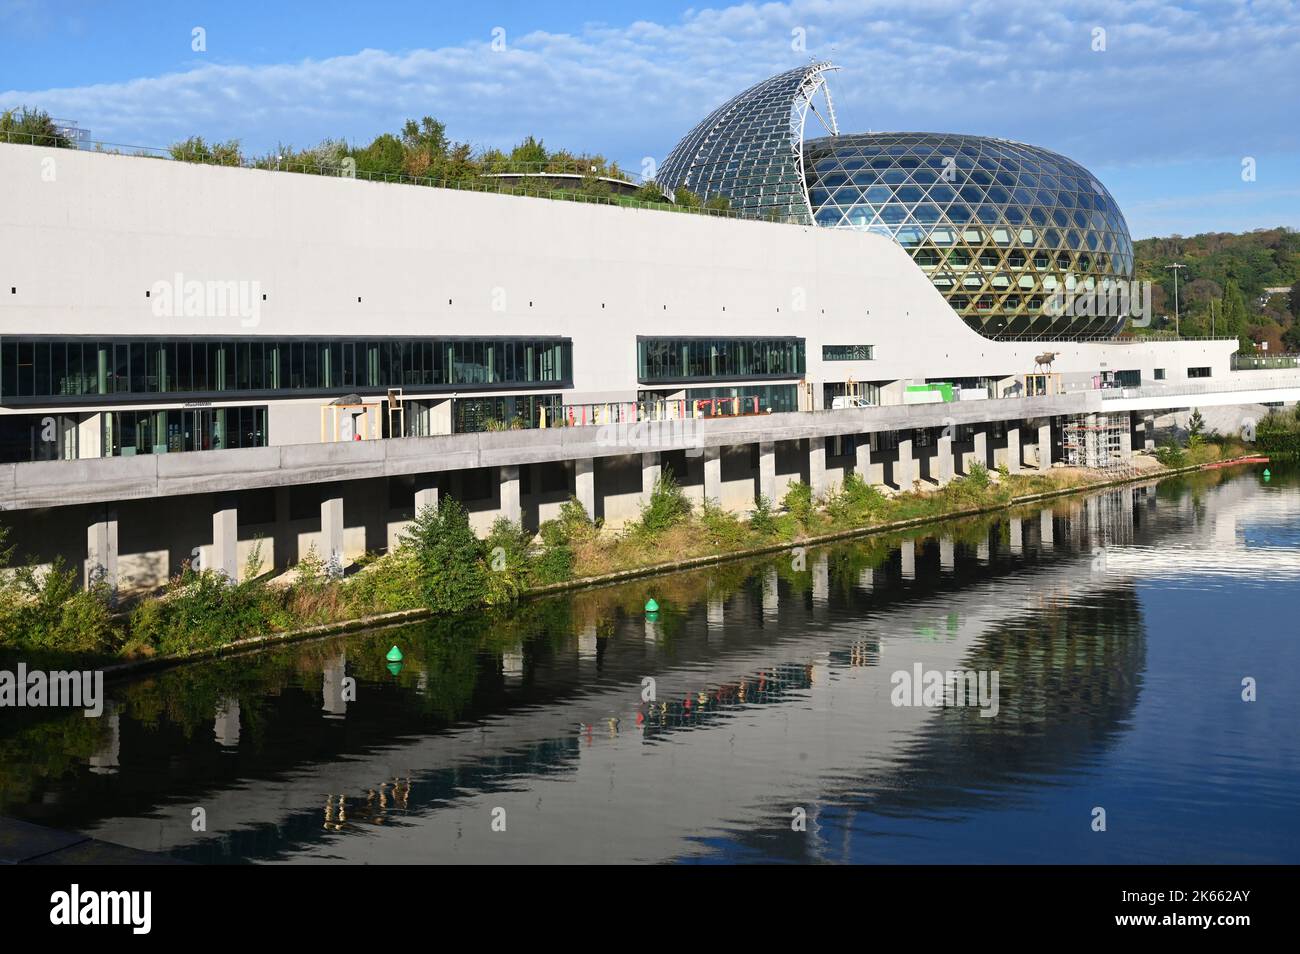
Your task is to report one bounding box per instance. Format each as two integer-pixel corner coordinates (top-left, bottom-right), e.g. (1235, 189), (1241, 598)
(0, 64), (1290, 594)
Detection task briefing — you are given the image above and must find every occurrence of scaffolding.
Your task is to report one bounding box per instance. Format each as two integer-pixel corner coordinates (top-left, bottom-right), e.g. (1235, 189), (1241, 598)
(1063, 413), (1136, 475)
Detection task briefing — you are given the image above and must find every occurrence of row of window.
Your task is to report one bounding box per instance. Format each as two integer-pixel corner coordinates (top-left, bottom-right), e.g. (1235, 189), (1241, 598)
(637, 337), (805, 382)
(823, 345), (874, 361)
(103, 407), (269, 456)
(0, 337), (572, 401)
(682, 384), (800, 414)
(0, 407), (270, 462)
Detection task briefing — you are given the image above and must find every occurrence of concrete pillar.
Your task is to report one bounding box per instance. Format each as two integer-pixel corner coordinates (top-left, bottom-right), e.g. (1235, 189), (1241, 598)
(937, 433), (954, 486)
(900, 538), (916, 579)
(706, 597), (725, 632)
(1120, 413), (1134, 460)
(641, 452), (661, 503)
(757, 442), (776, 503)
(578, 623), (598, 659)
(1040, 508), (1054, 548)
(500, 464), (521, 524)
(1142, 413), (1156, 451)
(973, 427), (989, 470)
(273, 486), (292, 569)
(1007, 424), (1022, 474)
(213, 494), (238, 581)
(86, 504), (118, 592)
(575, 457), (595, 517)
(214, 698), (240, 748)
(1009, 516), (1023, 555)
(502, 650), (524, 684)
(940, 536), (955, 570)
(854, 435), (872, 482)
(812, 552), (829, 605)
(762, 566), (779, 619)
(809, 437), (827, 496)
(88, 702), (120, 774)
(1037, 419), (1053, 472)
(414, 476), (439, 516)
(896, 434), (914, 490)
(703, 445), (722, 504)
(322, 652), (348, 718)
(321, 492), (344, 571)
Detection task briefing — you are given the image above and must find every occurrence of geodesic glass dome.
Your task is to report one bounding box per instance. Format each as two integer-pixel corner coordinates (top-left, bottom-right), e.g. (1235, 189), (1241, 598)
(656, 63), (838, 225)
(803, 132), (1134, 339)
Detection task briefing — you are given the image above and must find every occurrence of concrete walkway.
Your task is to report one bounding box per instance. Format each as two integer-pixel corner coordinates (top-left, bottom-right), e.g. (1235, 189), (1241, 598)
(0, 815), (183, 864)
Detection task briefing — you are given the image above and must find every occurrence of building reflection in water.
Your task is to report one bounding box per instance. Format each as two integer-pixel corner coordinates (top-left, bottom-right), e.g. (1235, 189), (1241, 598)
(1, 469), (1295, 862)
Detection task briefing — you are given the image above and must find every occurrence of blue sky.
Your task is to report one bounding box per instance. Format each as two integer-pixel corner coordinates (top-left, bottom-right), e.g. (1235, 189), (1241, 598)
(3, 0), (1298, 238)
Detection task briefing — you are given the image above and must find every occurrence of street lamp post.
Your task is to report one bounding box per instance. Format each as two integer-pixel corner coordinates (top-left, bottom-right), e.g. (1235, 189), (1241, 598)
(1166, 263), (1188, 337)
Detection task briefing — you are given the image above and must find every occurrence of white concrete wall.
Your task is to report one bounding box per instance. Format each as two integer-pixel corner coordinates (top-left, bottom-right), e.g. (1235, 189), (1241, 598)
(0, 143), (1237, 442)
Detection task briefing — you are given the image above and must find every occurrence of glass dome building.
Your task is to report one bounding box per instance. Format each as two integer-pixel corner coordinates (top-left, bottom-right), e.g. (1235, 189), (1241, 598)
(804, 133), (1134, 339)
(658, 66), (1135, 340)
(656, 63), (839, 226)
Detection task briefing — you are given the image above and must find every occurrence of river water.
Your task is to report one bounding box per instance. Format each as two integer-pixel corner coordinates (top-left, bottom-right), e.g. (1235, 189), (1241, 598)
(2, 464), (1297, 864)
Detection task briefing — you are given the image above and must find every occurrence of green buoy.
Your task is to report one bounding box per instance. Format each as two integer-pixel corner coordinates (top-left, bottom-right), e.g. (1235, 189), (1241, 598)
(1263, 469), (1271, 481)
(644, 598), (659, 613)
(386, 645), (403, 662)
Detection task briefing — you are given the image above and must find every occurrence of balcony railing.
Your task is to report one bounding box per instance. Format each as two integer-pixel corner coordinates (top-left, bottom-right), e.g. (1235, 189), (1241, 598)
(1100, 373), (1300, 401)
(1231, 353), (1300, 371)
(544, 397), (761, 428)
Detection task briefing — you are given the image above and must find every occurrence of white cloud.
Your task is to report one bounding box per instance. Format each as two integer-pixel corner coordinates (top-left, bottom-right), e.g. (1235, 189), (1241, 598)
(2, 0), (1297, 179)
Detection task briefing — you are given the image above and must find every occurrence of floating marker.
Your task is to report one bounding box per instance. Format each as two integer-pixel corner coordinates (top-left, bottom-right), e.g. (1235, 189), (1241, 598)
(386, 661), (403, 677)
(386, 645), (403, 662)
(645, 598), (659, 613)
(1263, 469), (1271, 481)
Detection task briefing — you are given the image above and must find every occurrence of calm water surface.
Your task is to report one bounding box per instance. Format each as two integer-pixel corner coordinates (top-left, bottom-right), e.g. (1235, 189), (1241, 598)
(2, 464), (1297, 863)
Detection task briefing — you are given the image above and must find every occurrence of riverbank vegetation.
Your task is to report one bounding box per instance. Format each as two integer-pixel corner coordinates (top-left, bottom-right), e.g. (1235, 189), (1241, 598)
(1253, 404), (1300, 457)
(0, 442), (1259, 662)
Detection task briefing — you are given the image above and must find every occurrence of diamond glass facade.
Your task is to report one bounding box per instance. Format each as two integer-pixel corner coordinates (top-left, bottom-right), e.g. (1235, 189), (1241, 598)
(803, 133), (1134, 338)
(656, 64), (834, 224)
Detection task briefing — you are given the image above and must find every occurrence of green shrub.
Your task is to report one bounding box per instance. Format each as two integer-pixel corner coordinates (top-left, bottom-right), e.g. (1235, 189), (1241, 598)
(530, 542), (574, 585)
(483, 516), (531, 605)
(1155, 442), (1187, 468)
(1187, 408), (1206, 448)
(399, 498), (487, 614)
(638, 471), (691, 534)
(829, 472), (884, 524)
(967, 461), (992, 490)
(699, 499), (748, 549)
(131, 563), (277, 656)
(530, 517), (576, 585)
(748, 495), (778, 536)
(557, 496), (595, 536)
(1, 560), (119, 654)
(345, 550), (423, 613)
(781, 480), (814, 527)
